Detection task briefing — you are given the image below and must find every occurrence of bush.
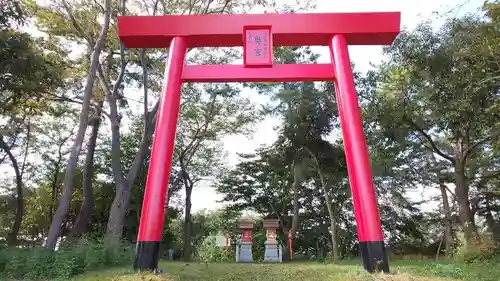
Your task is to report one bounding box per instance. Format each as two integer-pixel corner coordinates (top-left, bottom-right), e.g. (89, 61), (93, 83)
(426, 263), (465, 278)
(195, 237), (234, 263)
(251, 230), (267, 262)
(454, 232), (499, 263)
(0, 239), (134, 280)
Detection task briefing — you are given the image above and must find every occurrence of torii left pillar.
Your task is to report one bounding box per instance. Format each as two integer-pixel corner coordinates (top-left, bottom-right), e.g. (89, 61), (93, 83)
(118, 11), (400, 273)
(132, 36), (187, 271)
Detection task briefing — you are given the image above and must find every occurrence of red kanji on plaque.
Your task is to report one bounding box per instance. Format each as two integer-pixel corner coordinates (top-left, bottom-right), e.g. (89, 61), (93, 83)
(243, 26), (272, 67)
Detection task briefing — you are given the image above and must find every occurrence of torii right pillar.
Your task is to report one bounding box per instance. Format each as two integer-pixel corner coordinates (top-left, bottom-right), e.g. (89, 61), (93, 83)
(330, 34), (388, 273)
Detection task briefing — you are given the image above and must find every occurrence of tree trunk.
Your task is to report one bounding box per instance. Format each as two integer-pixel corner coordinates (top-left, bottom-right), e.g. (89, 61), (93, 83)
(452, 129), (478, 244)
(290, 163), (303, 235)
(484, 210), (498, 239)
(438, 182), (454, 257)
(484, 194), (500, 242)
(45, 0), (111, 250)
(101, 46), (156, 245)
(48, 142), (66, 219)
(436, 232), (444, 260)
(49, 170), (59, 219)
(68, 104), (102, 240)
(0, 136), (24, 246)
(453, 161), (477, 242)
(318, 180), (338, 261)
(104, 122), (152, 244)
(106, 182), (132, 244)
(305, 147), (338, 261)
(182, 170), (194, 261)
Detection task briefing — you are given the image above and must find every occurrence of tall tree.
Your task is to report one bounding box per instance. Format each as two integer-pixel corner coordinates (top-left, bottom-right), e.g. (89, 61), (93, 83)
(1, 0), (66, 245)
(68, 98), (104, 240)
(101, 0), (266, 245)
(365, 14), (500, 242)
(44, 0), (112, 249)
(251, 46), (346, 258)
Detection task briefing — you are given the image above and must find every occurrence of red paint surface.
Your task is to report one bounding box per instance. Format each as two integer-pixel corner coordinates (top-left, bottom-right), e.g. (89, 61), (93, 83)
(118, 12), (400, 48)
(241, 230), (253, 243)
(288, 230), (293, 258)
(243, 26), (272, 67)
(136, 37), (187, 242)
(330, 58), (365, 241)
(330, 35), (384, 242)
(182, 64), (334, 83)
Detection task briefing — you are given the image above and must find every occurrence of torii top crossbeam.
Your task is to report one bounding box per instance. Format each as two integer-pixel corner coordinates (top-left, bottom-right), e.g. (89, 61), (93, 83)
(118, 12), (400, 83)
(118, 12), (400, 48)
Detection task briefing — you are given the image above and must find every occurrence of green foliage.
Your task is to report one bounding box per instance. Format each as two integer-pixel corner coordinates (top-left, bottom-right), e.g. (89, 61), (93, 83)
(0, 240), (133, 280)
(195, 237), (234, 263)
(0, 29), (67, 118)
(0, 0), (24, 28)
(453, 232), (499, 263)
(251, 228), (267, 262)
(361, 6), (500, 247)
(426, 263), (465, 278)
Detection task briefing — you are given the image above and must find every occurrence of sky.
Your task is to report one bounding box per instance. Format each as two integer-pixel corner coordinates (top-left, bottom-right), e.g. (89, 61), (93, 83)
(187, 0), (484, 213)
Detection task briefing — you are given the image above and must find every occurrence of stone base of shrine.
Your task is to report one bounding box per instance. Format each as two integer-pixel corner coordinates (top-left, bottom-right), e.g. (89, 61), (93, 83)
(236, 242), (253, 263)
(264, 242), (282, 262)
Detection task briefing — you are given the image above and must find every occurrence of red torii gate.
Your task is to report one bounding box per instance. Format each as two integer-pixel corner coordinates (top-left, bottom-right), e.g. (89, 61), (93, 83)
(118, 11), (400, 273)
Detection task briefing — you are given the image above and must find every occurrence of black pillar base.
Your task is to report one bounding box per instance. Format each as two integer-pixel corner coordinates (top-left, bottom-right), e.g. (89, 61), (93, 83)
(133, 241), (161, 271)
(359, 241), (389, 273)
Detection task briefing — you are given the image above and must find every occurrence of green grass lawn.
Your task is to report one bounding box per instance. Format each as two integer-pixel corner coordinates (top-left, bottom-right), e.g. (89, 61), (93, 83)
(71, 260), (500, 281)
